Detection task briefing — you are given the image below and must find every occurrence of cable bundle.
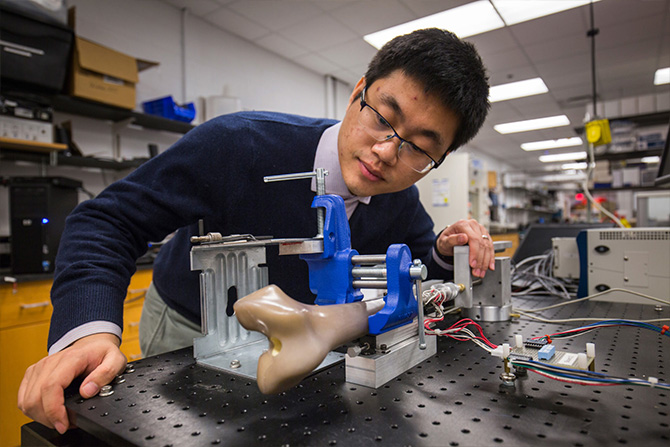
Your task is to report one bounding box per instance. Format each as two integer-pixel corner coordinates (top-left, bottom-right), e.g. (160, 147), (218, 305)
(511, 249), (578, 299)
(424, 318), (498, 353)
(530, 319), (670, 343)
(509, 358), (669, 390)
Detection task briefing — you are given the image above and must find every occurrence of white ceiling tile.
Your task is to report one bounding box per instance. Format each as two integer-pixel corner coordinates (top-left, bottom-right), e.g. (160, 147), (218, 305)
(254, 33), (310, 59)
(325, 0), (416, 36)
(480, 48), (531, 72)
(278, 15), (358, 52)
(294, 53), (342, 75)
(400, 0), (472, 17)
(313, 0), (360, 12)
(465, 28), (517, 57)
(318, 38), (377, 71)
(164, 0), (221, 16)
(228, 0), (323, 32)
(204, 7), (270, 40)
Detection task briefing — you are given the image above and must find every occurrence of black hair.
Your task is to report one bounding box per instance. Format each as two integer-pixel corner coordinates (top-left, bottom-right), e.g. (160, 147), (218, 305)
(365, 28), (490, 157)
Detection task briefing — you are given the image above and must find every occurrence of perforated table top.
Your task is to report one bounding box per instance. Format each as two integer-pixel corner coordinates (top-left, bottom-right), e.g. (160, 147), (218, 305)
(54, 297), (669, 446)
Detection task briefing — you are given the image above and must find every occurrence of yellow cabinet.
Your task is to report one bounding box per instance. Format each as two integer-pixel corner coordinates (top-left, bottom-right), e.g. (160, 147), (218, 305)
(0, 269), (152, 447)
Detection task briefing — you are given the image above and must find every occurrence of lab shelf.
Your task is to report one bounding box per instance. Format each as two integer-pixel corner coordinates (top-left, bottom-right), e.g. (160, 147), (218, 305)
(52, 95), (195, 134)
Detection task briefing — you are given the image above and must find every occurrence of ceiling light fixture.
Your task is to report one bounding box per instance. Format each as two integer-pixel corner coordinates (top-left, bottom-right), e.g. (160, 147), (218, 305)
(494, 115), (570, 134)
(363, 1), (503, 49)
(641, 156), (661, 163)
(364, 0), (601, 49)
(539, 151), (587, 162)
(521, 137), (583, 151)
(489, 78), (549, 102)
(561, 162), (588, 170)
(654, 67), (670, 85)
(491, 0), (601, 26)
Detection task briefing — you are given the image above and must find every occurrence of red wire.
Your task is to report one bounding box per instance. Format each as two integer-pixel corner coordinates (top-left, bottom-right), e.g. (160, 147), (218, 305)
(529, 369), (618, 386)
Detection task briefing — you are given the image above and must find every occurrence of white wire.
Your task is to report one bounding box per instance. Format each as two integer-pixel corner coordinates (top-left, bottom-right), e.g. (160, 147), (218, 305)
(515, 287), (670, 314)
(514, 309), (670, 324)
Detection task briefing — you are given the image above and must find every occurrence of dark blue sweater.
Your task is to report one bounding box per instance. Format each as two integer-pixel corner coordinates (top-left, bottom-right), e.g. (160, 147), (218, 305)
(48, 112), (450, 349)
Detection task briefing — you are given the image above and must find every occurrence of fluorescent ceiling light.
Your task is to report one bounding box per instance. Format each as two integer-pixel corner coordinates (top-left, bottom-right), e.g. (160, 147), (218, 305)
(364, 1), (504, 49)
(641, 156), (661, 163)
(494, 115), (570, 134)
(489, 78), (548, 102)
(364, 0), (599, 49)
(654, 67), (670, 85)
(561, 162), (588, 170)
(491, 0), (601, 26)
(539, 151), (587, 163)
(521, 137), (582, 151)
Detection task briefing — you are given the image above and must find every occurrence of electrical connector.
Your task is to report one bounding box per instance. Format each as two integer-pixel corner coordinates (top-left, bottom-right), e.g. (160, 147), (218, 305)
(524, 339), (548, 349)
(538, 344), (556, 360)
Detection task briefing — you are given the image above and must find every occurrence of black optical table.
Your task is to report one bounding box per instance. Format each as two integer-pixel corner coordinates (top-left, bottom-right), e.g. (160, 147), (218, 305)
(22, 296), (670, 446)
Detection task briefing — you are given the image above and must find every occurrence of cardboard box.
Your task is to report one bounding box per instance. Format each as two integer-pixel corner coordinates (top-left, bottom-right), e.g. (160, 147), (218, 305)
(69, 36), (157, 110)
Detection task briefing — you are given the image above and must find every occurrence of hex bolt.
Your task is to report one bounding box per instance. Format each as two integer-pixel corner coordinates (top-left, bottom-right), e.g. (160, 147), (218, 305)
(230, 359), (241, 369)
(125, 364), (135, 374)
(379, 344), (389, 354)
(114, 375), (126, 384)
(99, 385), (114, 397)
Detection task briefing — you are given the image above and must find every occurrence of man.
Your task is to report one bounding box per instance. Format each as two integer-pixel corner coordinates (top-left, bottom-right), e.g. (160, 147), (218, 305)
(18, 28), (492, 434)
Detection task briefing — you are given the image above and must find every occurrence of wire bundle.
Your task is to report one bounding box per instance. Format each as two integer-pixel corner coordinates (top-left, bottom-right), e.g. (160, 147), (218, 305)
(530, 319), (670, 343)
(509, 358), (670, 390)
(511, 249), (578, 299)
(424, 318), (498, 353)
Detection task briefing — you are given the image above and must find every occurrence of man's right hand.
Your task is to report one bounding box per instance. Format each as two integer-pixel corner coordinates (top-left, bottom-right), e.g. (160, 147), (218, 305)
(17, 333), (127, 434)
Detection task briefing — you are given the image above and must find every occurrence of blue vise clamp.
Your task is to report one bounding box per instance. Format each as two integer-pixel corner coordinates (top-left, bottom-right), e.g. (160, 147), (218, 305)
(264, 169), (428, 340)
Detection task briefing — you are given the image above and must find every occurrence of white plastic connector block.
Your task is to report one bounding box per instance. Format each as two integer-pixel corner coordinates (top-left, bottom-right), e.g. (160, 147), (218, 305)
(649, 377), (658, 388)
(490, 346), (504, 358)
(586, 343), (595, 358)
(515, 334), (523, 348)
(502, 343), (510, 358)
(577, 352), (588, 370)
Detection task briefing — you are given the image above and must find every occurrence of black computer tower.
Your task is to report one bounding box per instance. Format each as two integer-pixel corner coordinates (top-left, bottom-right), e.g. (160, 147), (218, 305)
(9, 177), (81, 274)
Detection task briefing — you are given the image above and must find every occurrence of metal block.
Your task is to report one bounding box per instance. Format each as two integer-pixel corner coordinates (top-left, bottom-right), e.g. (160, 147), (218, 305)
(345, 333), (437, 388)
(461, 257), (512, 322)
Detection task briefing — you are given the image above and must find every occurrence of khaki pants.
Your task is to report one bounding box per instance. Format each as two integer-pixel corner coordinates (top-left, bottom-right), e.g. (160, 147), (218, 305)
(139, 282), (202, 357)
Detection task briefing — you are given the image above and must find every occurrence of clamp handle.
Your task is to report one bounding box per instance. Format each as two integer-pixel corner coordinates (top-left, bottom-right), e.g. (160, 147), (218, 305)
(264, 168), (328, 237)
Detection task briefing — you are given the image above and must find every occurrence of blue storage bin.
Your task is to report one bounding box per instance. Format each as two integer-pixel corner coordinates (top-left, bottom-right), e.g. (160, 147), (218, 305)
(142, 96), (195, 123)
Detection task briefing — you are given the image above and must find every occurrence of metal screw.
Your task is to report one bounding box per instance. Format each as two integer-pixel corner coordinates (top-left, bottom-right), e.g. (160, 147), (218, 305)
(379, 344), (389, 354)
(230, 359), (241, 369)
(656, 305), (664, 312)
(624, 256), (629, 261)
(500, 372), (516, 387)
(114, 375), (126, 384)
(125, 365), (135, 373)
(624, 277), (629, 282)
(99, 385), (114, 397)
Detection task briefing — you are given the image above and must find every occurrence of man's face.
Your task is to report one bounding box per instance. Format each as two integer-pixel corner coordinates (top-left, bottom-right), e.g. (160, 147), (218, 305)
(338, 70), (459, 197)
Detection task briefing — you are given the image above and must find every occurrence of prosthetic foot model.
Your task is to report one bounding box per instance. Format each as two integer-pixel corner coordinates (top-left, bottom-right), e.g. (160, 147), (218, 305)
(234, 285), (384, 394)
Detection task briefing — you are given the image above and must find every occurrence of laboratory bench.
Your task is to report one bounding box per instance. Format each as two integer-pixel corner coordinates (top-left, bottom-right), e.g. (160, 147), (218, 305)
(20, 295), (670, 447)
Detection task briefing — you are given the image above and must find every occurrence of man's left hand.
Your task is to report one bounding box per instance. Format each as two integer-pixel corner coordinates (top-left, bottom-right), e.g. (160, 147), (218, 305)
(436, 219), (494, 278)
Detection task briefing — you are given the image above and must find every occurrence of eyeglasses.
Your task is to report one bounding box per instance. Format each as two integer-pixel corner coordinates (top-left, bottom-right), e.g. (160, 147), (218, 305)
(358, 86), (448, 174)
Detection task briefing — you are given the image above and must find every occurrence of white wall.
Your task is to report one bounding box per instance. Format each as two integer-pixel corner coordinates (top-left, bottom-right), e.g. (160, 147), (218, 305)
(0, 0), (355, 235)
(416, 151), (470, 232)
